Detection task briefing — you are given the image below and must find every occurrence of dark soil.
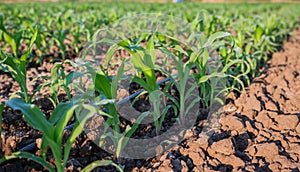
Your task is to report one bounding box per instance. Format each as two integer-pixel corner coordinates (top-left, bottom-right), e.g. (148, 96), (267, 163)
(1, 30), (300, 171)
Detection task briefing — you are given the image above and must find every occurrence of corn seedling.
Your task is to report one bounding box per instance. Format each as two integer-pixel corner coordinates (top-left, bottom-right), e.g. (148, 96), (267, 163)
(0, 98), (123, 172)
(47, 61), (73, 106)
(0, 28), (38, 103)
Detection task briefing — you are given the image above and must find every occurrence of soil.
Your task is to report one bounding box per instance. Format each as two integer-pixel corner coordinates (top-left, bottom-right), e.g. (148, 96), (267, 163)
(0, 30), (300, 171)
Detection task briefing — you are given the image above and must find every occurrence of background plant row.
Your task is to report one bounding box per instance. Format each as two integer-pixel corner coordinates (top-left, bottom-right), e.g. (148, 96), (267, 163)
(0, 2), (299, 59)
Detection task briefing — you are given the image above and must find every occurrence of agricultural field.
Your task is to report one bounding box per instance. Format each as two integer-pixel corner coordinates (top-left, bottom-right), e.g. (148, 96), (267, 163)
(0, 1), (300, 172)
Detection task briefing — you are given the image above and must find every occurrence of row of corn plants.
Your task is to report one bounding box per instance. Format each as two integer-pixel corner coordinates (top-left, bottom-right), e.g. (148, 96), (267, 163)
(0, 3), (299, 62)
(0, 2), (300, 171)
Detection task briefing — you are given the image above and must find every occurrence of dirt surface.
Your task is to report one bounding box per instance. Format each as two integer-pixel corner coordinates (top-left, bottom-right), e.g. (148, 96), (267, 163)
(1, 30), (300, 171)
(133, 30), (300, 171)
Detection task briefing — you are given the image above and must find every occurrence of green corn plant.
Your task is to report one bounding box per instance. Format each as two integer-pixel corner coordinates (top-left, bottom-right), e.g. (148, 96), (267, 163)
(92, 59), (149, 158)
(23, 21), (46, 65)
(49, 63), (63, 105)
(105, 33), (170, 135)
(191, 31), (251, 106)
(47, 61), (74, 106)
(3, 98), (77, 172)
(218, 44), (252, 93)
(148, 90), (177, 135)
(173, 63), (199, 126)
(220, 48), (251, 93)
(153, 39), (190, 128)
(117, 34), (157, 92)
(157, 41), (200, 126)
(54, 30), (68, 59)
(116, 32), (191, 134)
(0, 98), (123, 172)
(52, 10), (75, 59)
(0, 28), (38, 103)
(252, 14), (285, 63)
(101, 110), (149, 159)
(0, 15), (23, 57)
(71, 20), (86, 54)
(41, 59), (86, 107)
(193, 11), (227, 36)
(234, 43), (258, 79)
(95, 61), (123, 135)
(219, 42), (254, 87)
(190, 32), (231, 108)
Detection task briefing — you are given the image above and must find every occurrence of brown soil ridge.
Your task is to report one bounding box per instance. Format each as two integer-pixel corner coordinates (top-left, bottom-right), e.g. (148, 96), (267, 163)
(136, 30), (300, 171)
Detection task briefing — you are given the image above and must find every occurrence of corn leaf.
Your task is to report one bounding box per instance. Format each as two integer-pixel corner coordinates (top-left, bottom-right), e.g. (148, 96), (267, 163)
(254, 25), (264, 43)
(6, 98), (52, 135)
(81, 160), (123, 172)
(203, 32), (231, 48)
(51, 103), (75, 144)
(95, 73), (112, 99)
(111, 60), (125, 99)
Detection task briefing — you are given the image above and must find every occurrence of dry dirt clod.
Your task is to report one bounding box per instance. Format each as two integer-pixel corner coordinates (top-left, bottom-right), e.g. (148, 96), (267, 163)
(265, 101), (278, 111)
(255, 111), (273, 129)
(235, 94), (262, 112)
(36, 138), (42, 149)
(242, 109), (258, 119)
(220, 115), (245, 133)
(245, 120), (259, 136)
(208, 153), (245, 168)
(273, 155), (300, 169)
(256, 131), (270, 143)
(188, 152), (205, 166)
(274, 115), (299, 130)
(247, 142), (279, 161)
(268, 162), (282, 171)
(286, 143), (300, 156)
(208, 138), (235, 156)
